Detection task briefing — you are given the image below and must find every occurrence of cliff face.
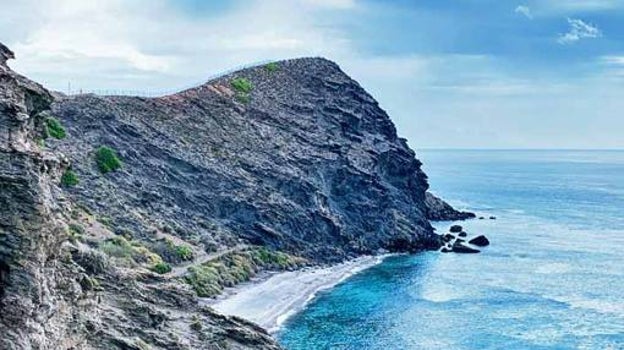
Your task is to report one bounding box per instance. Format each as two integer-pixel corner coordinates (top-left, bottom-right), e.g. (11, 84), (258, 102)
(1, 45), (281, 350)
(50, 57), (441, 259)
(1, 42), (470, 349)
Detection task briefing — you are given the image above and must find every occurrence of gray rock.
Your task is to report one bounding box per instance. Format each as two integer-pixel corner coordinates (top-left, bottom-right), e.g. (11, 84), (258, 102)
(450, 225), (463, 233)
(451, 241), (480, 254)
(425, 192), (475, 221)
(468, 235), (490, 247)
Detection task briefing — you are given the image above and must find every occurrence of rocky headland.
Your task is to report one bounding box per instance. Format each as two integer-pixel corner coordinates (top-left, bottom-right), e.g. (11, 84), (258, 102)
(0, 42), (473, 349)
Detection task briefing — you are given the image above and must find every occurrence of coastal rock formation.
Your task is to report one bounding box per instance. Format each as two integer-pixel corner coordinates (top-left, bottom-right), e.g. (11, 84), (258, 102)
(425, 192), (475, 221)
(1, 41), (471, 349)
(438, 226), (489, 254)
(1, 44), (281, 350)
(49, 56), (444, 260)
(469, 235), (490, 247)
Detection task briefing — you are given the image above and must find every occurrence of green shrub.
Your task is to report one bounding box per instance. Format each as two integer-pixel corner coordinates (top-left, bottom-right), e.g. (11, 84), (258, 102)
(235, 92), (250, 104)
(36, 138), (45, 147)
(265, 62), (279, 72)
(45, 117), (66, 139)
(186, 265), (223, 297)
(61, 169), (79, 187)
(68, 223), (85, 235)
(100, 236), (134, 258)
(231, 77), (253, 93)
(190, 315), (203, 332)
(96, 146), (122, 173)
(175, 245), (194, 261)
(151, 261), (172, 274)
(97, 216), (114, 228)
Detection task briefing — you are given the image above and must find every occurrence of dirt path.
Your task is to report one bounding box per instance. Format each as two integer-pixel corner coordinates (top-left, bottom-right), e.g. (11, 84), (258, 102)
(167, 244), (247, 278)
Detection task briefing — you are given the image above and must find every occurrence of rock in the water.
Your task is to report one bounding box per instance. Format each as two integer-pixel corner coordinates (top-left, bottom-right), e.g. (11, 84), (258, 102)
(458, 231), (467, 237)
(452, 242), (480, 254)
(468, 235), (490, 247)
(489, 216), (497, 220)
(449, 225), (463, 233)
(441, 247), (453, 253)
(442, 233), (455, 242)
(478, 216), (485, 220)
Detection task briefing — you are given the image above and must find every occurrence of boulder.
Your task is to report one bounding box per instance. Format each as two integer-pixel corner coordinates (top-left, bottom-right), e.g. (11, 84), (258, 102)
(468, 235), (490, 247)
(441, 247), (452, 253)
(451, 242), (480, 254)
(489, 216), (497, 220)
(442, 233), (455, 242)
(449, 225), (463, 233)
(478, 216), (484, 220)
(458, 231), (467, 237)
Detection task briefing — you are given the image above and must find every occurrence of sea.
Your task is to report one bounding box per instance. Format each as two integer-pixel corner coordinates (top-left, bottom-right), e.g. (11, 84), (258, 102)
(276, 150), (624, 350)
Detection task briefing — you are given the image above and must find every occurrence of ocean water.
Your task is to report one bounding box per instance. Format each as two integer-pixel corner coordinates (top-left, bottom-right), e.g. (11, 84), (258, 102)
(276, 150), (624, 350)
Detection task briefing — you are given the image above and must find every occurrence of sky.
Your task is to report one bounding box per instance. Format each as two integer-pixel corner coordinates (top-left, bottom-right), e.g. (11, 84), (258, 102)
(1, 0), (623, 149)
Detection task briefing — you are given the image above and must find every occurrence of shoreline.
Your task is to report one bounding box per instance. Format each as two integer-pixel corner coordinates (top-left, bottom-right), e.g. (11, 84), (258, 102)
(208, 254), (390, 333)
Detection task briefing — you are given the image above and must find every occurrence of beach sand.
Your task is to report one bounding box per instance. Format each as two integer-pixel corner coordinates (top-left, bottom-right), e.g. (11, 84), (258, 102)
(208, 255), (388, 333)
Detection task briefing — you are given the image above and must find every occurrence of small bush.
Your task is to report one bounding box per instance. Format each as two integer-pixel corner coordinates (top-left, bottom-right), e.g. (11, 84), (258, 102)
(265, 62), (279, 72)
(235, 92), (250, 104)
(61, 169), (79, 187)
(96, 146), (122, 173)
(231, 77), (253, 93)
(190, 315), (203, 332)
(100, 236), (134, 259)
(68, 223), (85, 236)
(45, 117), (66, 139)
(151, 261), (172, 274)
(175, 245), (194, 261)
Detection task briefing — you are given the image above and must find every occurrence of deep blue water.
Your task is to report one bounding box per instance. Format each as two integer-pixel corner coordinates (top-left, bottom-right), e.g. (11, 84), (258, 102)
(277, 150), (624, 349)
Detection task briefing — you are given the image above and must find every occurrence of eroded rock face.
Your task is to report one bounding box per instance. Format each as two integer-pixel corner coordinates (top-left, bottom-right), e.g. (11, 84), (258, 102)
(1, 44), (281, 350)
(425, 192), (476, 221)
(0, 43), (89, 349)
(50, 57), (442, 259)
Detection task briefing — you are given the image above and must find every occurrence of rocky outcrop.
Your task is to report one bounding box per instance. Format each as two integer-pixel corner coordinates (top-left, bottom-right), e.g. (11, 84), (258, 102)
(1, 42), (470, 349)
(49, 57), (442, 260)
(1, 44), (281, 350)
(425, 192), (475, 221)
(469, 235), (490, 247)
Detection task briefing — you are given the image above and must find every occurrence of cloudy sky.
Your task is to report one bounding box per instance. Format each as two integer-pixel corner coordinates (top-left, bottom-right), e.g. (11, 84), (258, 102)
(1, 0), (623, 149)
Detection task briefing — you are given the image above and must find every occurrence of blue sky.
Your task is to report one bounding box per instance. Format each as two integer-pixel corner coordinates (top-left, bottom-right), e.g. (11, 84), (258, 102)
(1, 0), (623, 148)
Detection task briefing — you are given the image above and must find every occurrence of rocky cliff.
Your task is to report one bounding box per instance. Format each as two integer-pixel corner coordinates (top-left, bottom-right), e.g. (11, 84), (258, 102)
(1, 42), (471, 349)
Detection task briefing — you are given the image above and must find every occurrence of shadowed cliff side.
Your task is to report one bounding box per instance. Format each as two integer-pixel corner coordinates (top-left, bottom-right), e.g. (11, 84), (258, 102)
(50, 57), (444, 260)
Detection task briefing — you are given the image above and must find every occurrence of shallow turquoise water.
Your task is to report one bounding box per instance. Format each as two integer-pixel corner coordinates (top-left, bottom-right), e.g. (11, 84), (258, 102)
(276, 150), (624, 349)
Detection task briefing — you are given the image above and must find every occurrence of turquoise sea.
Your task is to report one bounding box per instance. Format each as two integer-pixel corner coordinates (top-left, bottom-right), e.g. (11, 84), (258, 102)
(276, 150), (624, 349)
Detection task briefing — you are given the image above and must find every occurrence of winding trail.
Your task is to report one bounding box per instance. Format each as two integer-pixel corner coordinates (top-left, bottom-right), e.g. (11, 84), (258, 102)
(167, 244), (248, 278)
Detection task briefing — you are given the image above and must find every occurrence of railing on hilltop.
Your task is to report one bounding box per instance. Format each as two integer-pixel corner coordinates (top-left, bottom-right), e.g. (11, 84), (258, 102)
(66, 59), (273, 97)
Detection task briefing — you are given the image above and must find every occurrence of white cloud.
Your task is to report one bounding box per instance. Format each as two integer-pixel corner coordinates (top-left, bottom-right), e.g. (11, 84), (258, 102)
(3, 0), (356, 92)
(301, 0), (356, 9)
(601, 56), (624, 65)
(515, 5), (533, 19)
(541, 0), (621, 12)
(557, 18), (602, 44)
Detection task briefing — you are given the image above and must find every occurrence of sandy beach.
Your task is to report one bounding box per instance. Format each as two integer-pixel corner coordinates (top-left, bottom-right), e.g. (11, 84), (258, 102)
(209, 255), (388, 333)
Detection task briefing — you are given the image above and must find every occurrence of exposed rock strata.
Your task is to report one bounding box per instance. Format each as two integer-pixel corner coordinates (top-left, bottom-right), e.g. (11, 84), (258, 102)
(425, 192), (475, 221)
(1, 44), (281, 350)
(1, 42), (471, 349)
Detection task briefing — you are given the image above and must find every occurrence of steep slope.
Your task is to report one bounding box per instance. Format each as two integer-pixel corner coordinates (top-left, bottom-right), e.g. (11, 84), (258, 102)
(1, 44), (281, 350)
(50, 57), (442, 260)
